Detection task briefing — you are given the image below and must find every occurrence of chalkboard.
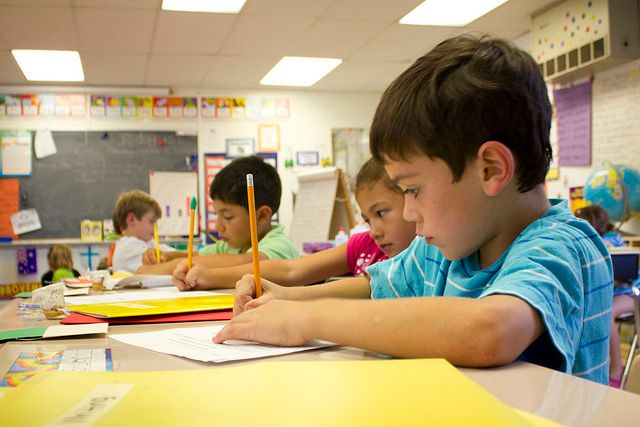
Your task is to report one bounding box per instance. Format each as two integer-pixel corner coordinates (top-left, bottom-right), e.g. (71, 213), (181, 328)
(18, 131), (197, 238)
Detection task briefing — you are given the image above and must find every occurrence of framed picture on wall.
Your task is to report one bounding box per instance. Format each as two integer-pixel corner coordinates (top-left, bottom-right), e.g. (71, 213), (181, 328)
(296, 151), (319, 166)
(225, 138), (255, 158)
(258, 124), (280, 152)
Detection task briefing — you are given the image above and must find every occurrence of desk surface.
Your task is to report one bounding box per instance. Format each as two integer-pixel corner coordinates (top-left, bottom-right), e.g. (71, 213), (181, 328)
(1, 294), (639, 426)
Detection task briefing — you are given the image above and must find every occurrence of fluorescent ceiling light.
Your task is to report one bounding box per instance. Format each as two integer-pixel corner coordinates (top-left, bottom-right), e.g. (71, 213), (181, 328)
(260, 57), (342, 87)
(400, 0), (509, 27)
(162, 0), (246, 13)
(12, 50), (84, 82)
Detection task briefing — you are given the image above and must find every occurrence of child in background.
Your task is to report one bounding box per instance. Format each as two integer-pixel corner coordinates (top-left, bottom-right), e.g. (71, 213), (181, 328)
(111, 190), (174, 273)
(41, 245), (81, 286)
(139, 156), (298, 275)
(172, 158), (416, 290)
(575, 204), (634, 387)
(574, 205), (627, 247)
(215, 35), (613, 384)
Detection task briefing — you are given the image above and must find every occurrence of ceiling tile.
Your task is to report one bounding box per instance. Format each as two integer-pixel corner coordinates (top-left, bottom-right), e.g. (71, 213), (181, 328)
(359, 62), (411, 91)
(202, 56), (278, 88)
(312, 60), (400, 91)
(152, 11), (237, 54)
(288, 19), (388, 58)
(322, 0), (421, 22)
(219, 15), (314, 56)
(0, 51), (27, 84)
(242, 0), (334, 18)
(0, 6), (78, 49)
(146, 54), (213, 86)
(82, 53), (148, 85)
(351, 24), (456, 61)
(76, 8), (156, 53)
(74, 0), (160, 8)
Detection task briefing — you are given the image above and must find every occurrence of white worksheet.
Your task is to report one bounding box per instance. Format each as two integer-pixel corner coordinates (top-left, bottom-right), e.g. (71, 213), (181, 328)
(65, 289), (227, 306)
(110, 325), (332, 363)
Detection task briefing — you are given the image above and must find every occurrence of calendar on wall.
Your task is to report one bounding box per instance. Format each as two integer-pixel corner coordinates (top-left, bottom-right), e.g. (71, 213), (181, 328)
(149, 171), (198, 236)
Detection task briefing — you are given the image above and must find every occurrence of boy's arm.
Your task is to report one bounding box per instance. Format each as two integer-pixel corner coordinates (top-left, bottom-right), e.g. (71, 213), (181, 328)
(216, 293), (543, 368)
(176, 244), (350, 290)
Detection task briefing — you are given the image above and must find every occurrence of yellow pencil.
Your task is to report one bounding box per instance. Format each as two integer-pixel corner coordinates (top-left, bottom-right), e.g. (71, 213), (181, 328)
(187, 196), (197, 270)
(246, 174), (262, 297)
(153, 223), (161, 264)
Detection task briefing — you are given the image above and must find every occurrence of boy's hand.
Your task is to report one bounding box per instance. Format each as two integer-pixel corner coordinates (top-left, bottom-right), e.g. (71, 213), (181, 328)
(142, 248), (166, 265)
(234, 274), (288, 316)
(214, 299), (309, 347)
(172, 260), (205, 291)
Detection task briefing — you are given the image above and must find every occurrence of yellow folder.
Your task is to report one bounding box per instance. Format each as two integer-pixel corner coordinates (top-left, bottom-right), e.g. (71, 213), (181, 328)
(0, 359), (556, 426)
(65, 294), (234, 318)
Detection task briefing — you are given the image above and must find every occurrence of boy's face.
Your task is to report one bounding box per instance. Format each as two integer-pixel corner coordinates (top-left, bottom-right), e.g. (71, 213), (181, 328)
(212, 199), (250, 249)
(356, 179), (415, 257)
(126, 210), (157, 241)
(384, 153), (491, 261)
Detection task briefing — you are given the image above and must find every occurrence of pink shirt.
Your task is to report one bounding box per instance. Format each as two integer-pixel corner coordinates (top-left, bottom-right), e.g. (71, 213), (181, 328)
(346, 231), (387, 276)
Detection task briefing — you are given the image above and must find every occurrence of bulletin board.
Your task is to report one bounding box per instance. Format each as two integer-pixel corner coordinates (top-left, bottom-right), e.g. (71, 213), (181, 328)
(592, 59), (640, 167)
(14, 131), (197, 238)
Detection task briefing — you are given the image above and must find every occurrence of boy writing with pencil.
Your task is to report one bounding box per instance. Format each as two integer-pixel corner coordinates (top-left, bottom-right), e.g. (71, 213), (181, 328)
(215, 35), (613, 384)
(138, 156), (298, 275)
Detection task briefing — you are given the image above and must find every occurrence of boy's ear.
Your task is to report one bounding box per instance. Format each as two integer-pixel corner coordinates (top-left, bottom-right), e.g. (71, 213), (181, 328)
(255, 205), (273, 224)
(476, 141), (515, 197)
(125, 212), (137, 225)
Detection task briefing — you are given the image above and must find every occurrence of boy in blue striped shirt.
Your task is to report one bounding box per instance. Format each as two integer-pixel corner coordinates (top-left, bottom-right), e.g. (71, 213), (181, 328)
(216, 35), (613, 384)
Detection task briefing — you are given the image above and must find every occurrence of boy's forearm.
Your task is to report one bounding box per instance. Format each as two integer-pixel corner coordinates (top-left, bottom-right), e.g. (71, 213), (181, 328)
(299, 295), (542, 368)
(165, 251), (187, 261)
(288, 277), (371, 301)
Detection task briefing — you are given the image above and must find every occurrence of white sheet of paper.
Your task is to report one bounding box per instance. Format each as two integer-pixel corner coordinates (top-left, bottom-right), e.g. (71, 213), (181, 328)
(65, 289), (227, 306)
(10, 208), (42, 235)
(110, 325), (332, 363)
(64, 288), (90, 297)
(34, 130), (57, 159)
(43, 323), (108, 339)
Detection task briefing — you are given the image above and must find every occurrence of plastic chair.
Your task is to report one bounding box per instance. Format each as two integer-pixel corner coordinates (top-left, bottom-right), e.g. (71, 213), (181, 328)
(620, 284), (640, 390)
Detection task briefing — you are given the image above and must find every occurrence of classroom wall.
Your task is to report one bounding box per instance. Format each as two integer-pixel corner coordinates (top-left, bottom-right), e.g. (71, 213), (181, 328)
(0, 88), (380, 284)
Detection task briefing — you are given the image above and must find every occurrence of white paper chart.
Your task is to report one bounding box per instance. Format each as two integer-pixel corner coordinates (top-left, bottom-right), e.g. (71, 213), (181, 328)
(150, 171), (197, 236)
(0, 130), (32, 176)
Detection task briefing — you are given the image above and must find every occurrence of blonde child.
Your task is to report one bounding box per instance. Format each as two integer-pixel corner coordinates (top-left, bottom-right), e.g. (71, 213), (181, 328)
(576, 204), (634, 387)
(138, 156), (298, 275)
(41, 245), (80, 286)
(215, 35), (613, 384)
(111, 190), (174, 273)
(172, 158), (416, 290)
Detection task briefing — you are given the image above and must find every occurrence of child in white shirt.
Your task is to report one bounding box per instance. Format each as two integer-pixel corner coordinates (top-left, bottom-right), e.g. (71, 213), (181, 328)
(111, 190), (174, 273)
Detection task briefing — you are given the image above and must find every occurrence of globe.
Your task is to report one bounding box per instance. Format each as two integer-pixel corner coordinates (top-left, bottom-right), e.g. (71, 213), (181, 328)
(584, 163), (640, 222)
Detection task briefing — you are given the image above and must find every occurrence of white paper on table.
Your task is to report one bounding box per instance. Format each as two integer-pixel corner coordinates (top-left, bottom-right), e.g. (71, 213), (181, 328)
(43, 323), (108, 339)
(10, 208), (42, 235)
(65, 289), (227, 306)
(64, 288), (90, 297)
(34, 130), (57, 159)
(110, 325), (332, 363)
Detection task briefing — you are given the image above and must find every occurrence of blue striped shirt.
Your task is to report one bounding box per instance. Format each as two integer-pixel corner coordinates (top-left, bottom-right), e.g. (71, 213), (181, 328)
(367, 199), (613, 383)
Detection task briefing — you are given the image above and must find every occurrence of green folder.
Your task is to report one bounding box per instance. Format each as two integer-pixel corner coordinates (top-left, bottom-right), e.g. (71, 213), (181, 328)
(0, 327), (47, 342)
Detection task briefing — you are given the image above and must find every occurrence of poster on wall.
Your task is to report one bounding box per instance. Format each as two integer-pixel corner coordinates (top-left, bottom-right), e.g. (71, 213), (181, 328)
(225, 138), (255, 158)
(258, 124), (280, 152)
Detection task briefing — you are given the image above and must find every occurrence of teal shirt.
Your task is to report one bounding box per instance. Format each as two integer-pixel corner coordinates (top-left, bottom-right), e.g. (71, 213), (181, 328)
(199, 225), (299, 260)
(367, 199), (613, 384)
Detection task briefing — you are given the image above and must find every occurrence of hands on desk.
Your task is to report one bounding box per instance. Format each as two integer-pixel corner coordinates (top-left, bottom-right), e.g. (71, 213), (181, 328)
(172, 260), (210, 291)
(142, 247), (167, 265)
(214, 274), (310, 346)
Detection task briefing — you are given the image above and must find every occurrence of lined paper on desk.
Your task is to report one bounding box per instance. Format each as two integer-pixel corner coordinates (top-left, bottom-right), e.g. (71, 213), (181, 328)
(110, 325), (331, 363)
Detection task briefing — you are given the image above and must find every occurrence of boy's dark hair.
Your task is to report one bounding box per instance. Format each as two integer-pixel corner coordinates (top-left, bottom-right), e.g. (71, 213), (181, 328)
(355, 158), (400, 194)
(575, 205), (614, 235)
(210, 156), (281, 213)
(370, 34), (552, 193)
(112, 190), (161, 235)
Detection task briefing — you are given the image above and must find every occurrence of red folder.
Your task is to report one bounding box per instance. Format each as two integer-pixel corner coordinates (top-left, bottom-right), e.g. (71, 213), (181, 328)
(61, 310), (232, 325)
